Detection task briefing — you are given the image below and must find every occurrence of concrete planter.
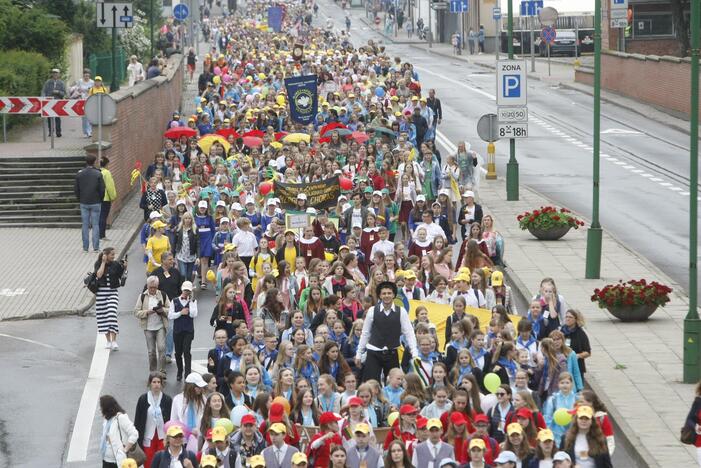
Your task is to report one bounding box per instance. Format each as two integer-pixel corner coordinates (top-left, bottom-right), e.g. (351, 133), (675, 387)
(527, 225), (571, 240)
(606, 304), (658, 322)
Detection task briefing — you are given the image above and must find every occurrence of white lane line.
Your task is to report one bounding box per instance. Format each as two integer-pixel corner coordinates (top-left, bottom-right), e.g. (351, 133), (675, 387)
(435, 130), (457, 153)
(631, 169), (644, 173)
(66, 334), (111, 462)
(669, 186), (683, 191)
(650, 178), (663, 182)
(607, 157), (618, 162)
(613, 161), (626, 165)
(680, 192), (690, 196)
(641, 174), (653, 177)
(622, 165), (635, 169)
(659, 182), (673, 186)
(414, 65), (496, 100)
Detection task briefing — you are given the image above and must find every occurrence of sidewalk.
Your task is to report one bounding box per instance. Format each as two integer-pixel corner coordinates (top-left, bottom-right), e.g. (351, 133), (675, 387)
(0, 191), (142, 321)
(478, 178), (696, 467)
(0, 112), (88, 158)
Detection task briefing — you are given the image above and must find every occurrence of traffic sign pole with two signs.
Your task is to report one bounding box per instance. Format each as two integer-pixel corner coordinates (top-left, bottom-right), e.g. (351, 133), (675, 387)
(496, 60), (528, 139)
(97, 2), (134, 28)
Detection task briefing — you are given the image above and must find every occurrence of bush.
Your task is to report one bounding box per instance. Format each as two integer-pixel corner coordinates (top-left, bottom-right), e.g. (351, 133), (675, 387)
(0, 50), (51, 96)
(0, 0), (69, 65)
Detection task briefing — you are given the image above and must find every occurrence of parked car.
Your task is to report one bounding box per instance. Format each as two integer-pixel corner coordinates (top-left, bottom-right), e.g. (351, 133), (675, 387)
(539, 30), (579, 57)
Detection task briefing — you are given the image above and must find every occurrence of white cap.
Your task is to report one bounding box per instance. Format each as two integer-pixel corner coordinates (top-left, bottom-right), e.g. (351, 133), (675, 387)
(553, 452), (572, 462)
(493, 451), (518, 464)
(184, 372), (207, 387)
(198, 200), (208, 209)
(342, 202), (352, 212)
(266, 199), (277, 206)
(338, 194), (348, 201)
(220, 217), (230, 224)
(245, 198), (255, 205)
(268, 160), (278, 167)
(462, 190), (475, 198)
(334, 169), (342, 175)
(416, 194), (426, 202)
(216, 200), (227, 207)
(231, 203), (243, 211)
(438, 188), (450, 197)
(306, 207), (317, 215)
(149, 211), (162, 220)
(297, 193), (308, 200)
(372, 190), (382, 197)
(181, 281), (193, 291)
(176, 199), (187, 207)
(432, 201), (442, 207)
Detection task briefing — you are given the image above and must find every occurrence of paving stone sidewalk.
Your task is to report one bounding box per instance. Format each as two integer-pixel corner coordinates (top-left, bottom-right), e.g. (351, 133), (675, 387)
(477, 178), (696, 467)
(0, 191), (142, 321)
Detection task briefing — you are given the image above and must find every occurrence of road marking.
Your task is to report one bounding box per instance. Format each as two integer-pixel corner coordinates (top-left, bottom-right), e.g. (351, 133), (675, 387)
(659, 182), (672, 186)
(601, 128), (642, 135)
(0, 332), (79, 358)
(650, 177), (663, 182)
(680, 192), (690, 196)
(435, 130), (457, 153)
(668, 186), (683, 191)
(0, 288), (26, 297)
(66, 334), (111, 462)
(622, 165), (635, 169)
(631, 169), (644, 173)
(414, 65), (496, 100)
(640, 174), (653, 177)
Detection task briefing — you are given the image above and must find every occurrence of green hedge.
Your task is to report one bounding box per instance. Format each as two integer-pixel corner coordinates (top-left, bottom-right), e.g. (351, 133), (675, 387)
(0, 50), (51, 96)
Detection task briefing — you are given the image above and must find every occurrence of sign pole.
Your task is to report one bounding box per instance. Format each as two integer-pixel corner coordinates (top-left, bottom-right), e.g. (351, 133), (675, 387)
(98, 94), (103, 163)
(111, 26), (120, 91)
(2, 114), (6, 143)
(429, 2), (433, 47)
(585, 0), (603, 278)
(530, 15), (535, 72)
(495, 16), (500, 60)
(506, 0), (518, 201)
(547, 41), (551, 76)
(683, 0), (701, 383)
(150, 0), (155, 59)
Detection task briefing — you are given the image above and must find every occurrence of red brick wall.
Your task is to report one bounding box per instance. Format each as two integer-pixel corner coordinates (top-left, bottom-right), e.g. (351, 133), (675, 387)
(575, 51), (694, 117)
(625, 39), (680, 56)
(96, 56), (183, 217)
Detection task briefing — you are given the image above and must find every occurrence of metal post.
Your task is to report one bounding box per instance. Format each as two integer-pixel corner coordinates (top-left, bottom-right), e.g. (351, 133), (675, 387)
(461, 11), (465, 50)
(506, 0), (519, 200)
(50, 118), (55, 149)
(150, 0), (155, 59)
(683, 0), (701, 383)
(495, 17), (500, 60)
(111, 27), (120, 92)
(585, 0), (603, 278)
(428, 1), (433, 47)
(547, 42), (551, 76)
(575, 20), (579, 57)
(395, 0), (399, 36)
(2, 114), (6, 143)
(530, 15), (535, 72)
(98, 94), (103, 163)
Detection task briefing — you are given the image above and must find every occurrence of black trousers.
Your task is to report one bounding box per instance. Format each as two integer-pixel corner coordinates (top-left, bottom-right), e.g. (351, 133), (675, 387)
(48, 117), (61, 135)
(174, 331), (194, 377)
(362, 349), (399, 384)
(99, 201), (111, 238)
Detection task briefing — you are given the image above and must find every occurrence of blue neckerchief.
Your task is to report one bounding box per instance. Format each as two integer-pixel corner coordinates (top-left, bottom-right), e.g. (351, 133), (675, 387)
(100, 418), (113, 458)
(329, 361), (339, 378)
(498, 357), (518, 381)
(448, 338), (469, 350)
(319, 392), (336, 412)
(561, 324), (575, 336)
(186, 400), (196, 430)
(458, 364), (473, 381)
(419, 351), (440, 362)
(246, 385), (258, 399)
(517, 335), (537, 350)
(470, 346), (488, 361)
(528, 312), (543, 336)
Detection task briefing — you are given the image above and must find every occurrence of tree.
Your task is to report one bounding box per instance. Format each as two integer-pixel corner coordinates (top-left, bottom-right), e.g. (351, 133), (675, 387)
(671, 0), (690, 56)
(0, 0), (68, 65)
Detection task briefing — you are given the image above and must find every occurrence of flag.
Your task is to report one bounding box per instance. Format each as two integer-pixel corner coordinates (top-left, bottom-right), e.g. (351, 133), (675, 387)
(284, 75), (318, 125)
(450, 174), (461, 199)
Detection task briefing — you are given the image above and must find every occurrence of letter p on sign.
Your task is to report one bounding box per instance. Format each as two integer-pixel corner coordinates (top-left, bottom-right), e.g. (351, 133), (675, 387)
(503, 75), (521, 98)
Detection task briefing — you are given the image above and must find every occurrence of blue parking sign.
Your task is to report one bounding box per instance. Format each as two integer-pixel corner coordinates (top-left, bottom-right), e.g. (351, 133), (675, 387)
(503, 75), (521, 98)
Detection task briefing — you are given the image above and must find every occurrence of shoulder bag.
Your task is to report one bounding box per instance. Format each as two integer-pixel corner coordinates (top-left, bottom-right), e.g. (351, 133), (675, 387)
(116, 413), (146, 465)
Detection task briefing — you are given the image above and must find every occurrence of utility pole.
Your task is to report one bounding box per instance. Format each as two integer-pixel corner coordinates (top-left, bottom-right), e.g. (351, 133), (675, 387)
(505, 0), (519, 200)
(150, 0), (155, 60)
(585, 0), (602, 278)
(111, 26), (119, 91)
(684, 0), (701, 383)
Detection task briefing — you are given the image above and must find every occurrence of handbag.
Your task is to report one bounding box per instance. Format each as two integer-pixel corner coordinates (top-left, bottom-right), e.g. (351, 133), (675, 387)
(116, 413), (146, 465)
(681, 424), (696, 445)
(83, 272), (98, 294)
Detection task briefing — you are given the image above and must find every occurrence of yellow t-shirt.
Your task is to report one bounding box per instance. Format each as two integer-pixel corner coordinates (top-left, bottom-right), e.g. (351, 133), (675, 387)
(284, 246), (297, 272)
(146, 235), (171, 273)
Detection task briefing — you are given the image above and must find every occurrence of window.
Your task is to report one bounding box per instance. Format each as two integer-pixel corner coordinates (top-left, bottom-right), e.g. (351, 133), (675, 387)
(632, 10), (674, 38)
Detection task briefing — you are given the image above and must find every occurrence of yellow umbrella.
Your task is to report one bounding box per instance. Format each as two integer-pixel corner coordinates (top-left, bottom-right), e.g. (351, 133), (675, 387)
(198, 134), (231, 154)
(270, 141), (283, 149)
(282, 133), (311, 144)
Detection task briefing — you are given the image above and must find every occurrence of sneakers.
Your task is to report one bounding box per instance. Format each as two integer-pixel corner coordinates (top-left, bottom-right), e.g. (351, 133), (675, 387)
(105, 341), (112, 349)
(111, 341), (119, 351)
(166, 355), (173, 363)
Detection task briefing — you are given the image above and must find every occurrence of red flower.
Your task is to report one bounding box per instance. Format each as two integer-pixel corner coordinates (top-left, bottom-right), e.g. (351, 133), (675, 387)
(517, 215), (523, 221)
(552, 215), (560, 221)
(533, 210), (540, 216)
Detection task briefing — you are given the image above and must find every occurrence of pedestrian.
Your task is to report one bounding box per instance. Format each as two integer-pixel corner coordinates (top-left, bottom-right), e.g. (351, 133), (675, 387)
(94, 247), (127, 350)
(75, 154), (105, 252)
(411, 418), (454, 466)
(170, 372), (208, 452)
(89, 76), (109, 95)
(151, 424), (199, 467)
(478, 25), (485, 54)
(153, 251), (183, 362)
(42, 68), (66, 137)
(684, 381), (701, 465)
(168, 281), (198, 381)
(355, 280), (418, 383)
(127, 55), (146, 87)
(140, 176), (168, 221)
(186, 48), (196, 82)
(468, 27), (476, 54)
(134, 372), (173, 468)
(146, 220), (171, 275)
(147, 59), (162, 79)
(261, 422), (300, 467)
(560, 309), (591, 377)
(99, 156), (117, 240)
(384, 439), (412, 467)
(559, 405), (613, 468)
(69, 68), (94, 137)
(135, 276), (170, 376)
(307, 411), (343, 467)
(99, 395), (139, 468)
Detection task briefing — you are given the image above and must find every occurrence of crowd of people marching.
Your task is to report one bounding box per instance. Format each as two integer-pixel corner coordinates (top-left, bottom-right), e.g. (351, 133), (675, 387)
(92, 1), (616, 467)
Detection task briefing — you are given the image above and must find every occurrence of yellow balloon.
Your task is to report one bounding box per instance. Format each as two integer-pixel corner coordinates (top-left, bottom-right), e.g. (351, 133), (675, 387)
(553, 408), (573, 426)
(387, 411), (399, 427)
(213, 75), (221, 85)
(276, 95), (286, 106)
(483, 372), (501, 394)
(206, 270), (216, 282)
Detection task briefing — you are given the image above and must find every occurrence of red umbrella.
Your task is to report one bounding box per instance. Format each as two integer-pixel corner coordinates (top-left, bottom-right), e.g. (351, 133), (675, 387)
(216, 128), (241, 139)
(164, 127), (197, 139)
(351, 131), (369, 144)
(243, 129), (265, 138)
(274, 131), (288, 141)
(242, 136), (263, 148)
(320, 122), (347, 136)
(319, 136), (331, 144)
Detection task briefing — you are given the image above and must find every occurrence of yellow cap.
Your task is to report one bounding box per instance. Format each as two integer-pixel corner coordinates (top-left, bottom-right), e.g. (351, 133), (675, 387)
(166, 425), (184, 437)
(291, 452), (308, 464)
(506, 422), (524, 436)
(354, 423), (371, 435)
(200, 454), (218, 468)
(269, 422), (287, 434)
(248, 455), (266, 468)
(121, 459), (138, 468)
(491, 270), (504, 287)
(211, 425), (228, 442)
(537, 428), (555, 442)
(576, 405), (594, 419)
(426, 418), (442, 430)
(390, 95), (399, 101)
(469, 438), (486, 450)
(94, 75), (103, 81)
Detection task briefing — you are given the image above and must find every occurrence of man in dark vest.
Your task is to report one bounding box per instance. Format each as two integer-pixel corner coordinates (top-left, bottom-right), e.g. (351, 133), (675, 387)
(355, 281), (418, 383)
(167, 281), (198, 381)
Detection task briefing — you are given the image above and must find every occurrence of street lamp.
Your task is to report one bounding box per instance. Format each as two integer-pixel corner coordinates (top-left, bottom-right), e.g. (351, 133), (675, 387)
(683, 0), (701, 383)
(585, 0), (602, 278)
(505, 0), (519, 201)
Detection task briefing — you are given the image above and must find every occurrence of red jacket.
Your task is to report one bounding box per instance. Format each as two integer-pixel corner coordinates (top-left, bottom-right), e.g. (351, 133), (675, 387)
(466, 434), (500, 466)
(383, 420), (417, 450)
(440, 410), (476, 436)
(298, 237), (325, 266)
(307, 431), (343, 468)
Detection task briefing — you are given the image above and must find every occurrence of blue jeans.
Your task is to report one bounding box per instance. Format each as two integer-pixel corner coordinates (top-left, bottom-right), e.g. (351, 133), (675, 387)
(178, 260), (195, 282)
(81, 116), (92, 137)
(166, 319), (174, 356)
(80, 203), (101, 251)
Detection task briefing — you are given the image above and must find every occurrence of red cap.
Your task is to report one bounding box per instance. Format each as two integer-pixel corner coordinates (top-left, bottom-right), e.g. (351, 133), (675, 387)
(416, 416), (428, 429)
(473, 414), (489, 424)
(516, 407), (533, 420)
(269, 402), (285, 423)
(319, 412), (342, 426)
(400, 404), (419, 415)
(205, 428), (213, 440)
(240, 414), (257, 426)
(450, 412), (467, 426)
(348, 396), (363, 407)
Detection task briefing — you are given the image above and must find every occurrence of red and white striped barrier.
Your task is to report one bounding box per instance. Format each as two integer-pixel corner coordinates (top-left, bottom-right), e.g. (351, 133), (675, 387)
(0, 97), (43, 114)
(41, 99), (85, 117)
(0, 97), (85, 116)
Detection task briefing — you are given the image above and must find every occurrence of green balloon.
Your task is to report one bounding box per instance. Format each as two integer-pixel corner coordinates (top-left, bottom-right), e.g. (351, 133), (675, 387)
(484, 372), (501, 394)
(214, 417), (234, 434)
